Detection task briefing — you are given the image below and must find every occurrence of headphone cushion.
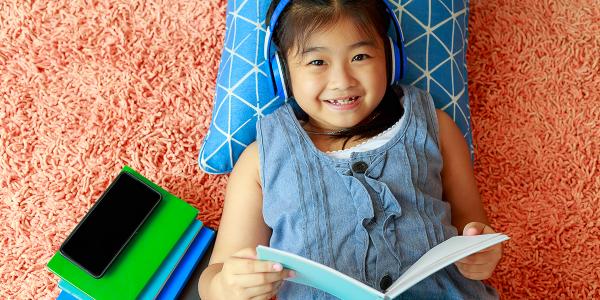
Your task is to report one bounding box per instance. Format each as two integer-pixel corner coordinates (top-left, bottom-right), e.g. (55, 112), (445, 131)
(388, 37), (402, 86)
(270, 52), (288, 100)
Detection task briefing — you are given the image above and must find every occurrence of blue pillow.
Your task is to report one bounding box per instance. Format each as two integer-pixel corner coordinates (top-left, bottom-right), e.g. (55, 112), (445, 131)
(199, 0), (472, 174)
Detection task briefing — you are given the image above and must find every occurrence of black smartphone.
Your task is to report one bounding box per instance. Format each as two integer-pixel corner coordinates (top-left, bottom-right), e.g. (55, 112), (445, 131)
(60, 172), (162, 278)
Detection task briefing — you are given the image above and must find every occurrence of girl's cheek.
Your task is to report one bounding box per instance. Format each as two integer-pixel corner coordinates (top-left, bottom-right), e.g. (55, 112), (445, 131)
(301, 72), (327, 86)
(292, 76), (322, 97)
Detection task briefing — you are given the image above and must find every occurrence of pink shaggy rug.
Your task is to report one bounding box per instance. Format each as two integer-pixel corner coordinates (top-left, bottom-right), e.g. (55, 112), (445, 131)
(0, 0), (598, 299)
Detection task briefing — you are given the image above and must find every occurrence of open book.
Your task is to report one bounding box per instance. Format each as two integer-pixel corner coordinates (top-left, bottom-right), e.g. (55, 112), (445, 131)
(257, 233), (509, 300)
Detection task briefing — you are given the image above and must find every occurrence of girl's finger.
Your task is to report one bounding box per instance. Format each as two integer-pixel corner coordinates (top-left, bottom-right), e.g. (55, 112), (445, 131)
(455, 259), (489, 267)
(228, 257), (284, 274)
(233, 271), (291, 288)
(246, 280), (286, 300)
(460, 270), (492, 280)
(250, 280), (283, 300)
(456, 261), (493, 274)
(250, 290), (277, 300)
(240, 281), (278, 298)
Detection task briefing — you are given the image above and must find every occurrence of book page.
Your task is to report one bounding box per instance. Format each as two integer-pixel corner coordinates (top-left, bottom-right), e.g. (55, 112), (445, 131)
(257, 246), (384, 300)
(385, 233), (509, 298)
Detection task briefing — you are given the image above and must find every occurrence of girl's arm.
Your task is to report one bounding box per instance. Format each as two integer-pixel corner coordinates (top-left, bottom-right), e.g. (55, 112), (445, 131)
(437, 109), (503, 280)
(436, 109), (489, 232)
(198, 142), (277, 299)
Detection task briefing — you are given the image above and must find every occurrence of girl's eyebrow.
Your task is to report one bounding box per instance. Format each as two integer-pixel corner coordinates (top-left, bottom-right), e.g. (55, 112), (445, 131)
(302, 39), (377, 55)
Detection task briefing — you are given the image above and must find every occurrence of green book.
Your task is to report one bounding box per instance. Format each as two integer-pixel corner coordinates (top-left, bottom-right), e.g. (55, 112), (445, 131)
(47, 166), (198, 300)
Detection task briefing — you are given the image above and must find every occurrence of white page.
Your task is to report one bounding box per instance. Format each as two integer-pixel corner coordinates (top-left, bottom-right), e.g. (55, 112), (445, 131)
(391, 234), (504, 288)
(257, 234), (509, 300)
(385, 234), (509, 298)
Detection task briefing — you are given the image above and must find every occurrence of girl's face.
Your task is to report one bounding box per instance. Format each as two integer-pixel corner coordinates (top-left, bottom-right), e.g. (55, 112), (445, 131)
(286, 16), (388, 131)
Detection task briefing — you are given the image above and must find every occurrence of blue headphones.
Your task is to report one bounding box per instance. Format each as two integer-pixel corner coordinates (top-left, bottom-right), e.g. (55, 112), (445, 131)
(264, 0), (406, 100)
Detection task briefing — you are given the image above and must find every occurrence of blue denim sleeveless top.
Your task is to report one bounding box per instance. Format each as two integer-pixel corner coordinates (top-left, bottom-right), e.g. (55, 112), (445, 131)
(256, 85), (498, 300)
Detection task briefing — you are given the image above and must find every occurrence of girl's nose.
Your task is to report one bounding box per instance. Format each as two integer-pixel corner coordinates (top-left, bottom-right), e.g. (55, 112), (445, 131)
(329, 64), (357, 90)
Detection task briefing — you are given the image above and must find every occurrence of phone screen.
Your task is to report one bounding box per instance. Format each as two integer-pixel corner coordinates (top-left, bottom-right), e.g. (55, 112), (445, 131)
(60, 172), (161, 278)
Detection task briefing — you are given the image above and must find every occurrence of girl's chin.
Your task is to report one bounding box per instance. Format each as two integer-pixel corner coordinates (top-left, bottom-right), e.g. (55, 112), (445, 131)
(323, 119), (363, 131)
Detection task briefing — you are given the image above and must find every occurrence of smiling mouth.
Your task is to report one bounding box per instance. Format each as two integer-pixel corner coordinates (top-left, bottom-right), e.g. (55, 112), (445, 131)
(324, 96), (360, 105)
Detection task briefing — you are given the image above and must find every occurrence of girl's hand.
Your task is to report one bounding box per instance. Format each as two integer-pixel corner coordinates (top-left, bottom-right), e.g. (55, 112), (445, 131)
(454, 222), (503, 280)
(215, 248), (295, 300)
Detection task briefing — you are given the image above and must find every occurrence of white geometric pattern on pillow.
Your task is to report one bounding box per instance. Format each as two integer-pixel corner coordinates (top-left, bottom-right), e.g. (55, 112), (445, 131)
(393, 0), (473, 153)
(199, 0), (472, 174)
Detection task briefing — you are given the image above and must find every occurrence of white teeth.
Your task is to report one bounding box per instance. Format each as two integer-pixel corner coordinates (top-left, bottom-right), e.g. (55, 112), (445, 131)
(328, 96), (358, 105)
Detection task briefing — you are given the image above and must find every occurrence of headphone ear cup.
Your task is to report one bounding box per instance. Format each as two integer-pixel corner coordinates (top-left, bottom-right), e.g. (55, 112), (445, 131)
(387, 36), (403, 86)
(270, 52), (289, 100)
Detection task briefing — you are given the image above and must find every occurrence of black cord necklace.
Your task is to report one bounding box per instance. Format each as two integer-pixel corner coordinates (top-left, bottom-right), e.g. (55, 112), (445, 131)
(301, 112), (381, 136)
(303, 128), (347, 136)
(303, 126), (353, 150)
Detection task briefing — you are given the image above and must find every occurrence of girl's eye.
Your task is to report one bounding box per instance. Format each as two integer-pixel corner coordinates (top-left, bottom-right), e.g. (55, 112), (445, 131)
(352, 54), (370, 61)
(308, 60), (324, 66)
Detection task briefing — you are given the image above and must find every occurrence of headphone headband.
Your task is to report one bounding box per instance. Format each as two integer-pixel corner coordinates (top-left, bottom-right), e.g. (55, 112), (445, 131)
(264, 0), (291, 61)
(265, 0), (406, 99)
(381, 0), (404, 44)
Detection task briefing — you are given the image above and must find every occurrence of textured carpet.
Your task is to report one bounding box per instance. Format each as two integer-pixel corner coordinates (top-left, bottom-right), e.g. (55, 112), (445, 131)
(0, 0), (598, 299)
(468, 0), (600, 298)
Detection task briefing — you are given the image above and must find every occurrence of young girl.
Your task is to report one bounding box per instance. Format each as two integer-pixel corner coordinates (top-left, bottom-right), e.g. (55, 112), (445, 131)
(199, 1), (503, 299)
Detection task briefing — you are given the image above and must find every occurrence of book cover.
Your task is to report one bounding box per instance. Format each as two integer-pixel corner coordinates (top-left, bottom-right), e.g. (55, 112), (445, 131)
(57, 220), (203, 300)
(58, 280), (90, 300)
(156, 226), (216, 300)
(56, 290), (78, 300)
(47, 166), (199, 300)
(138, 219), (203, 299)
(257, 233), (509, 300)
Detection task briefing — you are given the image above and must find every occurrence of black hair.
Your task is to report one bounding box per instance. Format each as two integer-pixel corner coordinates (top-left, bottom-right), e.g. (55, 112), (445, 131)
(266, 0), (404, 145)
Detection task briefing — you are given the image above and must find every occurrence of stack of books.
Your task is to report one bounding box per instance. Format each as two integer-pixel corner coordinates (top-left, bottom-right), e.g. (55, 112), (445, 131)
(47, 166), (216, 300)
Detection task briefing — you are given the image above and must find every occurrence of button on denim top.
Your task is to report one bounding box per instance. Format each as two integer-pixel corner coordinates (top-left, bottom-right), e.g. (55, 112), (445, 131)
(256, 85), (498, 300)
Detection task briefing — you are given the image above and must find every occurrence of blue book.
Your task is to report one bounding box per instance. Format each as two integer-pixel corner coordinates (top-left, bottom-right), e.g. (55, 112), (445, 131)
(138, 220), (203, 299)
(156, 226), (216, 300)
(58, 280), (91, 300)
(56, 290), (78, 300)
(257, 234), (509, 300)
(59, 220), (203, 300)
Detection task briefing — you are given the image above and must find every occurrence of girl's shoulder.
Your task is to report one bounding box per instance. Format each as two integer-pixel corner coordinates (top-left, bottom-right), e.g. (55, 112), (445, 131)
(232, 141), (261, 187)
(435, 108), (468, 160)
